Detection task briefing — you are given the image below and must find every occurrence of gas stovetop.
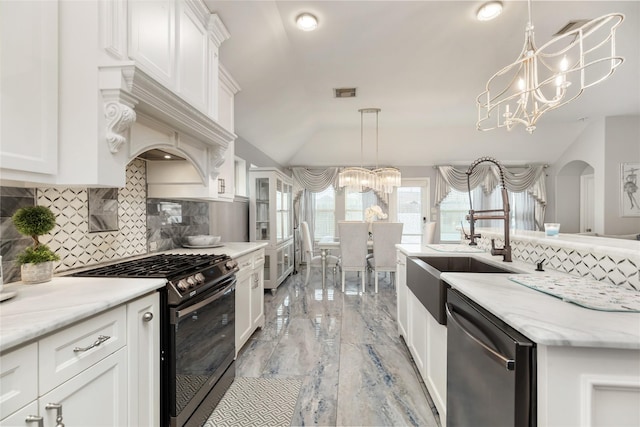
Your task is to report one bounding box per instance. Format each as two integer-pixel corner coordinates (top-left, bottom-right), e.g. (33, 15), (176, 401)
(72, 254), (229, 279)
(72, 254), (238, 305)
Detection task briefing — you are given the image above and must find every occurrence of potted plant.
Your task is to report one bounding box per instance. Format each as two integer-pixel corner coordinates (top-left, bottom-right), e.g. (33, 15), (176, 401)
(12, 205), (59, 284)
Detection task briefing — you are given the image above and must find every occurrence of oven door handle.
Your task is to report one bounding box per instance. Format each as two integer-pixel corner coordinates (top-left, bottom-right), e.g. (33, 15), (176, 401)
(175, 279), (236, 320)
(445, 302), (515, 371)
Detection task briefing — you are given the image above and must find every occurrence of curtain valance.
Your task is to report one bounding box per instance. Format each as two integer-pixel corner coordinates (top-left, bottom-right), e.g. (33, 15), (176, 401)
(435, 164), (547, 229)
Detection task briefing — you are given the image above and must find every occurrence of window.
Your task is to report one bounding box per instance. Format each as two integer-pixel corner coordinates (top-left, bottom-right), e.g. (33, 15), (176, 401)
(439, 187), (537, 242)
(314, 186), (335, 238)
(439, 189), (471, 242)
(344, 189), (377, 221)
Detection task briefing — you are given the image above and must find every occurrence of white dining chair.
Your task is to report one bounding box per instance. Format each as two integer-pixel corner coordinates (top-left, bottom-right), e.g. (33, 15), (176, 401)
(301, 221), (339, 285)
(370, 222), (403, 293)
(337, 221), (369, 292)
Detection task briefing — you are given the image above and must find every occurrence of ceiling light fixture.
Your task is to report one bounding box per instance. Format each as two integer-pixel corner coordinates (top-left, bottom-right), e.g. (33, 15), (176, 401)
(476, 0), (624, 134)
(476, 1), (503, 21)
(338, 109), (401, 194)
(296, 13), (318, 31)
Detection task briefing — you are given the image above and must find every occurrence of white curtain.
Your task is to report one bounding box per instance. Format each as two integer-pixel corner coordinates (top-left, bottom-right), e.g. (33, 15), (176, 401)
(435, 164), (547, 230)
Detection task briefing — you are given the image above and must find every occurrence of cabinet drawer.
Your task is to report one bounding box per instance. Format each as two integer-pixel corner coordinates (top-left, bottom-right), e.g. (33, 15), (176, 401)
(254, 249), (265, 268)
(39, 306), (126, 394)
(0, 342), (38, 419)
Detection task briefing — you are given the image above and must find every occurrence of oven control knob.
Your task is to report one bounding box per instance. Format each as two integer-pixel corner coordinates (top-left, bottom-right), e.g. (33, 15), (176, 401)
(225, 260), (238, 271)
(177, 279), (189, 292)
(186, 276), (197, 288)
(194, 273), (205, 283)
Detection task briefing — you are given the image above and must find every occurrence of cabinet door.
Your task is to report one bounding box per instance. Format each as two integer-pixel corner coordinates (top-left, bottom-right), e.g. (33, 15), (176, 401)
(396, 252), (409, 339)
(408, 291), (428, 379)
(128, 0), (175, 84)
(0, 343), (38, 419)
(127, 293), (160, 427)
(177, 1), (208, 111)
(250, 267), (265, 328)
(235, 272), (252, 355)
(0, 0), (58, 177)
(1, 401), (38, 427)
(40, 349), (128, 427)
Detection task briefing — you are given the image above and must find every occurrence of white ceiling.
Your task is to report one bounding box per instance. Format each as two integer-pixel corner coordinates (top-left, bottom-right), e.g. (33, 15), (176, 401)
(204, 0), (640, 167)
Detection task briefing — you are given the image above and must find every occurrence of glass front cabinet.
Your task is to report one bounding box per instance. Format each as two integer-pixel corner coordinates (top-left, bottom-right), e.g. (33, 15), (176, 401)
(249, 168), (294, 293)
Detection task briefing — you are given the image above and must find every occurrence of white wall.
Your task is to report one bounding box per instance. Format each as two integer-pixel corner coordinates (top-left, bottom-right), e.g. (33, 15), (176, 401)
(549, 115), (640, 235)
(604, 116), (640, 234)
(548, 118), (605, 232)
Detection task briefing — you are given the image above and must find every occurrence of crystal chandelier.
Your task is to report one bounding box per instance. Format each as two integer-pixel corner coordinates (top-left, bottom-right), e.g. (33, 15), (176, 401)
(338, 108), (401, 194)
(476, 0), (624, 134)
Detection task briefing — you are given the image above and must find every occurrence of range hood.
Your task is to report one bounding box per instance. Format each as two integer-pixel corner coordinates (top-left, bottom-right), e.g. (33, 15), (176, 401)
(100, 63), (235, 189)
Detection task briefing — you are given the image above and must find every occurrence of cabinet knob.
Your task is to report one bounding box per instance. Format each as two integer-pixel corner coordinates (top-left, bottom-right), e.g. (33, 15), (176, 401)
(142, 312), (154, 322)
(45, 403), (65, 427)
(25, 415), (44, 427)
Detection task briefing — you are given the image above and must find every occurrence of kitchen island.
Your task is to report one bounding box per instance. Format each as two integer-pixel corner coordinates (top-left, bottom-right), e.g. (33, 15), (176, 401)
(396, 242), (640, 427)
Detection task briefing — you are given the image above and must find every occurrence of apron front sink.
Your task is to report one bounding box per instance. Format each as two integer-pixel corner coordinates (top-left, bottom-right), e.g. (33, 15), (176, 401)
(406, 256), (515, 325)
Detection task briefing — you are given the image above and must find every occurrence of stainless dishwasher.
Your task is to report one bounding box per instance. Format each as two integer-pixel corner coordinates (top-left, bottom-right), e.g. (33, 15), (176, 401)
(446, 289), (536, 427)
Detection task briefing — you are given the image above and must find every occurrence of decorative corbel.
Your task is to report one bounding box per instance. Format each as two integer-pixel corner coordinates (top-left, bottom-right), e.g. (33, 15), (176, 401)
(105, 101), (136, 153)
(99, 63), (138, 153)
(208, 144), (227, 178)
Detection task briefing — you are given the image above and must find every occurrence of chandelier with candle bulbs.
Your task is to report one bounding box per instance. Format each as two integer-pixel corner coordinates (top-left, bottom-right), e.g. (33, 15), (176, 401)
(476, 0), (624, 134)
(338, 108), (401, 194)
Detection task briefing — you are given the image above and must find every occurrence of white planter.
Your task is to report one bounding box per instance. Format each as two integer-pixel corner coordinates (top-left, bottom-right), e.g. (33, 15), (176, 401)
(21, 261), (53, 284)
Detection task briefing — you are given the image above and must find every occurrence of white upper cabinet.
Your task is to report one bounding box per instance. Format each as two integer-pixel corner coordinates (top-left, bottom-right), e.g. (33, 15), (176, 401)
(0, 0), (237, 190)
(129, 0), (176, 85)
(0, 0), (58, 183)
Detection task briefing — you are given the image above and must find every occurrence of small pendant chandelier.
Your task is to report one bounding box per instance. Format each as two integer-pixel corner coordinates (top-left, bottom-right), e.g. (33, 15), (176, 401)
(476, 0), (624, 134)
(338, 108), (401, 194)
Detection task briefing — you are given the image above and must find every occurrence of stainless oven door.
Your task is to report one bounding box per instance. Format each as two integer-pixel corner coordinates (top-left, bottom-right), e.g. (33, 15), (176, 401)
(169, 277), (236, 427)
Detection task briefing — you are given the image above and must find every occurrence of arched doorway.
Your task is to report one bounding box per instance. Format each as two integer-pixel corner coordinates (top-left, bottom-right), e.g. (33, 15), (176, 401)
(556, 160), (594, 233)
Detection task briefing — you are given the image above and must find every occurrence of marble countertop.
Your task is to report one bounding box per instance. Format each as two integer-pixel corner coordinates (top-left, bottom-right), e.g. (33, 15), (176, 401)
(396, 243), (640, 349)
(165, 241), (268, 258)
(0, 242), (267, 354)
(0, 277), (165, 353)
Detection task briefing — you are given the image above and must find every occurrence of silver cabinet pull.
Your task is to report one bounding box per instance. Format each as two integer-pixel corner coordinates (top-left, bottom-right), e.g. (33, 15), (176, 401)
(142, 312), (154, 322)
(252, 273), (259, 289)
(45, 403), (65, 427)
(73, 335), (110, 352)
(25, 415), (44, 427)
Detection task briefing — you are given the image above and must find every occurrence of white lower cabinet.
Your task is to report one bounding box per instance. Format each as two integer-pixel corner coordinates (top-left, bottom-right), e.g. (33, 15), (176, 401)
(126, 293), (160, 427)
(0, 291), (160, 427)
(396, 252), (446, 426)
(408, 292), (428, 377)
(40, 349), (128, 427)
(235, 248), (266, 356)
(396, 251), (409, 339)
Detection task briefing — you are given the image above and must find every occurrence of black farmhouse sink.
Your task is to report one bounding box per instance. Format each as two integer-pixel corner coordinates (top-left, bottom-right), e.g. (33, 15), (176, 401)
(406, 256), (515, 325)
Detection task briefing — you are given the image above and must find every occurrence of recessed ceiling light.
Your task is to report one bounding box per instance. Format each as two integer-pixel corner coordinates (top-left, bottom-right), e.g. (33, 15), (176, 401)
(296, 13), (318, 31)
(476, 1), (503, 21)
(164, 155), (172, 159)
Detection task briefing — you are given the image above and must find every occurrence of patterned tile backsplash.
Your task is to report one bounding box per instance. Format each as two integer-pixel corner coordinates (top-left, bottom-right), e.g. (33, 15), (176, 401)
(477, 235), (639, 291)
(1, 158), (210, 283)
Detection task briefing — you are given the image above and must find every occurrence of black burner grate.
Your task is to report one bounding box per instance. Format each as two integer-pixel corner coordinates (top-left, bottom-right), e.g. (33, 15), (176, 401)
(72, 254), (228, 279)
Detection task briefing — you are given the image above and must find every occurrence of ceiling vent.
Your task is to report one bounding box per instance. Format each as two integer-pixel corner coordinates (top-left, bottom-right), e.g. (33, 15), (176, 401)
(554, 19), (593, 36)
(334, 87), (357, 98)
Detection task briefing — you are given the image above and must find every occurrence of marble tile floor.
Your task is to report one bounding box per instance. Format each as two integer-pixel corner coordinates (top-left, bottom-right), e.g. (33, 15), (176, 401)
(234, 267), (441, 427)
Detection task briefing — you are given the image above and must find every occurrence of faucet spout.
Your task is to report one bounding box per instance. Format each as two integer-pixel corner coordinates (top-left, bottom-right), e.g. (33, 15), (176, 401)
(465, 157), (512, 262)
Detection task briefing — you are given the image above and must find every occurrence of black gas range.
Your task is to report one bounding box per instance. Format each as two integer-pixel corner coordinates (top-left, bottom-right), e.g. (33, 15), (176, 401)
(73, 253), (239, 427)
(73, 253), (238, 305)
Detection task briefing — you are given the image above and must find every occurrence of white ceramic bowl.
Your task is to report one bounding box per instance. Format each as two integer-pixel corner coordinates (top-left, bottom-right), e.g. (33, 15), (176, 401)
(186, 235), (221, 246)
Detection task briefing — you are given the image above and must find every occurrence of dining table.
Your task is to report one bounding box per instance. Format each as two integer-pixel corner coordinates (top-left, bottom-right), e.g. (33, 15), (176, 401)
(316, 236), (373, 288)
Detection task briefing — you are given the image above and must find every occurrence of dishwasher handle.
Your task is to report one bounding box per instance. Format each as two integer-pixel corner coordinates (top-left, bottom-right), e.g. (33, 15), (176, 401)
(446, 302), (515, 371)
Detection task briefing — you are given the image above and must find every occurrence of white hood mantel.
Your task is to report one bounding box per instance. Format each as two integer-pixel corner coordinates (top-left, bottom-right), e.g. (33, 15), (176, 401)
(99, 62), (235, 183)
